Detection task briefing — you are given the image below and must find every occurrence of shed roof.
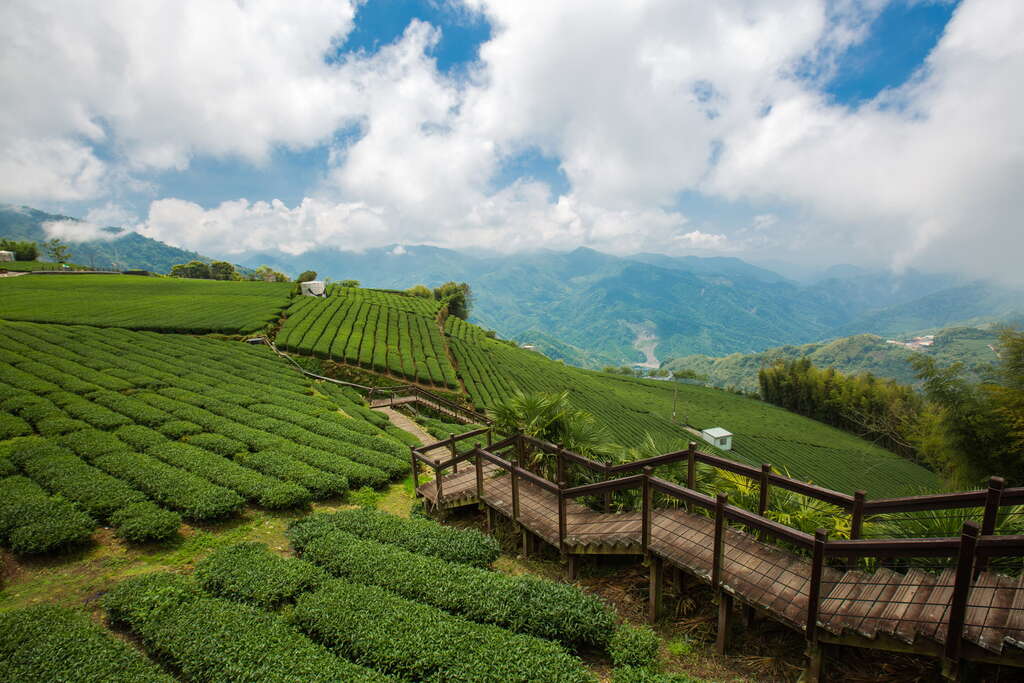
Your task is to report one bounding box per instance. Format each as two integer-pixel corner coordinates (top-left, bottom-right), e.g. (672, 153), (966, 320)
(702, 427), (732, 438)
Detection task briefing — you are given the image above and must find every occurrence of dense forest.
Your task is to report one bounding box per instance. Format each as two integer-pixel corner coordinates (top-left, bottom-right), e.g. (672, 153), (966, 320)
(759, 327), (1024, 488)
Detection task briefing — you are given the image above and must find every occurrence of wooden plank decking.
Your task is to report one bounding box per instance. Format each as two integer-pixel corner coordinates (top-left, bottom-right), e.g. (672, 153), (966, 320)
(420, 466), (1024, 660)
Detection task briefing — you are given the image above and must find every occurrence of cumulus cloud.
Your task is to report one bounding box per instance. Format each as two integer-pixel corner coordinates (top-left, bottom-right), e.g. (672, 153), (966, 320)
(3, 0), (1023, 283)
(42, 219), (120, 243)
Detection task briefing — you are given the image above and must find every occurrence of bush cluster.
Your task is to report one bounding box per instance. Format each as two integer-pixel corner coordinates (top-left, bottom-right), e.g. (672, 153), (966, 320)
(0, 475), (94, 554)
(102, 573), (393, 683)
(194, 542), (329, 608)
(288, 509), (499, 568)
(9, 440), (146, 521)
(110, 501), (182, 543)
(147, 442), (312, 509)
(94, 452), (244, 520)
(0, 604), (174, 682)
(297, 529), (615, 649)
(236, 451), (348, 498)
(292, 579), (596, 683)
(0, 411), (31, 439)
(56, 428), (132, 460)
(609, 625), (661, 669)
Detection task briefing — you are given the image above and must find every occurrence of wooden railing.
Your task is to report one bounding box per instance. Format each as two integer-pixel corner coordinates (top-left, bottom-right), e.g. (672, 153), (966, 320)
(370, 384), (492, 425)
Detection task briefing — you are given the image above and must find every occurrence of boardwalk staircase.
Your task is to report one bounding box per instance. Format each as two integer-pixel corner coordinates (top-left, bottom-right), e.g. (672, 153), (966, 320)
(412, 430), (1024, 681)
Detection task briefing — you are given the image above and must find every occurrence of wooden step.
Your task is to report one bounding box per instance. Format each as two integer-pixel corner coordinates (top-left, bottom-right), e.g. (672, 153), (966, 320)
(1002, 573), (1024, 652)
(818, 571), (871, 635)
(964, 572), (1016, 654)
(917, 568), (956, 645)
(849, 568), (904, 639)
(876, 568), (938, 644)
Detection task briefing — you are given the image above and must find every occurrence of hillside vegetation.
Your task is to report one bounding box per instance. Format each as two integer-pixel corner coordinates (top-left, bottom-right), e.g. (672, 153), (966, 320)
(0, 275), (293, 334)
(664, 327), (1001, 393)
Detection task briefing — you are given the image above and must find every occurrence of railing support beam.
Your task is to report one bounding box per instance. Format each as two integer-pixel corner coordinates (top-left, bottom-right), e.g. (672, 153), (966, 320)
(648, 554), (664, 623)
(944, 521), (980, 675)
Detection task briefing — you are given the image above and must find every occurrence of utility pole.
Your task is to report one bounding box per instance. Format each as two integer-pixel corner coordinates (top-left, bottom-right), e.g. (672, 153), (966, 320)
(672, 386), (678, 423)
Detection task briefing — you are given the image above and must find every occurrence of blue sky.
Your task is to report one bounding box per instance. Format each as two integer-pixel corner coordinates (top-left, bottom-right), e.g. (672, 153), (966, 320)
(9, 0), (1023, 284)
(141, 0), (956, 221)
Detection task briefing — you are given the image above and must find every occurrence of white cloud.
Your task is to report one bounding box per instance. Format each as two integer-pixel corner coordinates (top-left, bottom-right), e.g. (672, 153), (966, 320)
(42, 219), (120, 243)
(3, 0), (1024, 284)
(390, 245), (407, 255)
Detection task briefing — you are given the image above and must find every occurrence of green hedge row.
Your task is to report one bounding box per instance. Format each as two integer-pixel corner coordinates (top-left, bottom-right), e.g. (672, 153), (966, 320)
(195, 542), (329, 609)
(257, 418), (406, 478)
(110, 501), (182, 543)
(88, 390), (175, 427)
(0, 411), (31, 439)
(57, 428), (132, 460)
(235, 451), (347, 498)
(0, 604), (174, 682)
(288, 509), (499, 568)
(52, 395), (133, 429)
(0, 475), (95, 554)
(292, 579), (596, 683)
(271, 443), (387, 489)
(102, 573), (394, 683)
(147, 442), (313, 509)
(297, 529), (615, 649)
(9, 440), (146, 521)
(93, 452), (244, 520)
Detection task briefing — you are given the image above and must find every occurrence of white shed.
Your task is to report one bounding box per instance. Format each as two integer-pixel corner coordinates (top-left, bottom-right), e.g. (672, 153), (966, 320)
(0, 250), (14, 262)
(701, 427), (733, 451)
(300, 280), (327, 297)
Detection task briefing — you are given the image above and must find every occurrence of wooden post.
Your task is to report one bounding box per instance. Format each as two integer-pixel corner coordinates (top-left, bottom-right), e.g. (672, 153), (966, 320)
(712, 492), (727, 589)
(686, 442), (697, 490)
(487, 427), (493, 447)
(556, 448), (566, 485)
(716, 593), (734, 655)
(558, 480), (568, 554)
(521, 527), (532, 557)
(474, 445), (484, 500)
(642, 466), (653, 554)
(975, 477), (1004, 575)
(603, 487), (612, 513)
(434, 464), (444, 509)
(511, 463), (520, 522)
(648, 554), (664, 623)
(567, 554), (578, 581)
(945, 521), (980, 670)
(485, 505), (494, 534)
(850, 490), (866, 540)
(758, 463), (771, 540)
(410, 447), (420, 495)
(449, 435), (458, 474)
(806, 529), (827, 644)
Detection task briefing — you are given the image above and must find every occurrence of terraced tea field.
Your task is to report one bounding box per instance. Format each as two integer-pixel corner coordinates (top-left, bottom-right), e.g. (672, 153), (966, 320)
(277, 287), (458, 389)
(0, 320), (409, 555)
(0, 275), (293, 333)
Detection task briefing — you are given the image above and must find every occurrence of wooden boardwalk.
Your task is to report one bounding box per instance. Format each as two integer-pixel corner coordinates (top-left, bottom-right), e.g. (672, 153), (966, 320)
(419, 465), (1024, 670)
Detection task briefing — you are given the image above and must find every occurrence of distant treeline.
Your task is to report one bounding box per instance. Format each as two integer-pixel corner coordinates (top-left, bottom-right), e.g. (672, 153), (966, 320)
(758, 328), (1024, 488)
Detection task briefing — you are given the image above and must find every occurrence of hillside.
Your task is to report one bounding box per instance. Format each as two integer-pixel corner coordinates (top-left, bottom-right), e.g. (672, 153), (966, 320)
(664, 326), (1002, 393)
(0, 205), (239, 274)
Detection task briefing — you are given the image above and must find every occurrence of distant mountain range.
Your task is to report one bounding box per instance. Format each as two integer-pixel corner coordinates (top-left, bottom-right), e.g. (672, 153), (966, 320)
(4, 204), (1022, 366)
(0, 205), (236, 274)
(664, 326), (1004, 393)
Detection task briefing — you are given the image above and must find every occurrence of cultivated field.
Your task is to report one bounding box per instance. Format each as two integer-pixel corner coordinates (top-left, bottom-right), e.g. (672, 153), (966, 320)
(0, 275), (293, 333)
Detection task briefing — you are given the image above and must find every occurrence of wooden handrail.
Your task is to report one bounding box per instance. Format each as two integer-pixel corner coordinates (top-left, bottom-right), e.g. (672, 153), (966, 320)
(765, 473), (855, 509)
(724, 504), (815, 549)
(561, 473), (645, 499)
(862, 489), (989, 514)
(516, 467), (560, 493)
(823, 536), (962, 559)
(650, 477), (716, 510)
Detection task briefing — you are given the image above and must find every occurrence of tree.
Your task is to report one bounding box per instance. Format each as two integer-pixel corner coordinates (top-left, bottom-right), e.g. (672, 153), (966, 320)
(406, 284), (432, 298)
(170, 260), (211, 279)
(339, 279), (360, 288)
(433, 281), (473, 320)
(210, 261), (238, 280)
(296, 270), (317, 283)
(0, 239), (38, 261)
(253, 265), (289, 282)
(44, 238), (71, 263)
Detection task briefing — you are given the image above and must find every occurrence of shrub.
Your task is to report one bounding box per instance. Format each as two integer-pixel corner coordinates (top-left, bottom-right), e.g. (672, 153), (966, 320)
(89, 391), (174, 426)
(293, 579), (596, 683)
(146, 442), (312, 510)
(271, 443), (386, 489)
(111, 502), (181, 543)
(0, 475), (95, 554)
(237, 451), (347, 499)
(9, 440), (146, 521)
(93, 452), (244, 520)
(348, 486), (380, 510)
(194, 542), (329, 608)
(0, 456), (16, 478)
(288, 509), (499, 568)
(0, 411), (31, 439)
(115, 424), (170, 451)
(268, 422), (407, 478)
(102, 573), (393, 683)
(297, 529), (614, 649)
(35, 416), (90, 436)
(383, 424), (421, 448)
(186, 432), (247, 456)
(54, 398), (133, 429)
(0, 604), (174, 682)
(612, 667), (706, 683)
(56, 428), (131, 461)
(157, 420), (204, 439)
(609, 625), (660, 669)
